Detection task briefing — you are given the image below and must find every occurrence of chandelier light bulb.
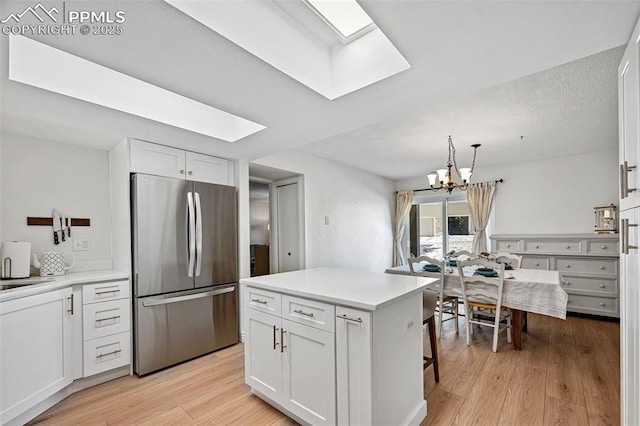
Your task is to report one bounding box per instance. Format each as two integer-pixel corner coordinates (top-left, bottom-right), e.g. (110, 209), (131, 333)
(436, 169), (448, 183)
(459, 167), (472, 183)
(427, 173), (438, 186)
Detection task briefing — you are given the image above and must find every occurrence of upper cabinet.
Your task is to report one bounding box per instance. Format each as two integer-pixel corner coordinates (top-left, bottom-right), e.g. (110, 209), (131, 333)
(619, 32), (640, 211)
(129, 139), (234, 186)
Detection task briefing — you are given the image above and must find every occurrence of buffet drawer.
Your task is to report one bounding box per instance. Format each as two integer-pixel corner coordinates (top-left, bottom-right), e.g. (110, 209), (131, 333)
(245, 287), (281, 316)
(83, 298), (131, 340)
(560, 275), (618, 296)
(521, 256), (551, 270)
(83, 280), (130, 304)
(566, 294), (619, 317)
(556, 258), (618, 275)
(586, 240), (619, 256)
(83, 331), (131, 377)
(282, 295), (335, 333)
(524, 239), (581, 254)
(495, 239), (521, 252)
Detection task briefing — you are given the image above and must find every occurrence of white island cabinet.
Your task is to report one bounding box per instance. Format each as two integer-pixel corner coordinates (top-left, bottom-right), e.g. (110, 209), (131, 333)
(242, 267), (435, 426)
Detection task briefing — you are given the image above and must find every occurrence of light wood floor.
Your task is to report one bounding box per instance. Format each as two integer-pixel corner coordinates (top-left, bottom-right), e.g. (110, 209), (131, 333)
(30, 313), (619, 426)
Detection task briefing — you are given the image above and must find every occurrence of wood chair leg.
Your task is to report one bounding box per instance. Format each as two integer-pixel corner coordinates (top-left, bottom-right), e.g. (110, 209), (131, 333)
(454, 298), (459, 334)
(427, 316), (439, 382)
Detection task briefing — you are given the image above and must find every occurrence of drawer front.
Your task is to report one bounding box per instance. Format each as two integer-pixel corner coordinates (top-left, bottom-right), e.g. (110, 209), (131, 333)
(495, 239), (521, 252)
(245, 287), (281, 316)
(521, 256), (551, 270)
(83, 299), (131, 340)
(83, 331), (131, 377)
(282, 295), (335, 333)
(566, 294), (619, 317)
(557, 258), (618, 275)
(586, 240), (619, 256)
(83, 280), (130, 304)
(524, 240), (581, 254)
(560, 275), (618, 296)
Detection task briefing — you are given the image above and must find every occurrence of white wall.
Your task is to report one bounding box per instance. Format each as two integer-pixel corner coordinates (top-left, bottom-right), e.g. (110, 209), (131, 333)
(254, 150), (396, 272)
(1, 133), (112, 272)
(396, 148), (619, 235)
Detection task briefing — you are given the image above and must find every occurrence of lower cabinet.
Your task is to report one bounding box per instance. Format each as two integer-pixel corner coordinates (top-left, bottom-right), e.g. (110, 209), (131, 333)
(0, 287), (73, 423)
(245, 305), (335, 425)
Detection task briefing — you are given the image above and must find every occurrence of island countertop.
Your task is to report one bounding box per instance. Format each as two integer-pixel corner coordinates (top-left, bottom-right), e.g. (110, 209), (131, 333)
(240, 267), (436, 311)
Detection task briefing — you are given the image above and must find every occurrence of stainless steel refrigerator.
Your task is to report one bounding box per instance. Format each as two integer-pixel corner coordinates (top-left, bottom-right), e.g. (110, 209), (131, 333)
(131, 173), (239, 376)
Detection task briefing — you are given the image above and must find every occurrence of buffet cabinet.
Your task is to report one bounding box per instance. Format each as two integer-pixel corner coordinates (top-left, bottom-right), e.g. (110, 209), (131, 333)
(490, 234), (620, 318)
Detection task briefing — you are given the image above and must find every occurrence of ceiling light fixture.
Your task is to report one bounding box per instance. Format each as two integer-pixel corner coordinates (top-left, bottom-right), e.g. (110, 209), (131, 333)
(427, 136), (481, 194)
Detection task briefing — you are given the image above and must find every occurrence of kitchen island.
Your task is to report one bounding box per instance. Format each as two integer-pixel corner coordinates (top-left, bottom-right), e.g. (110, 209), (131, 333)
(241, 267), (436, 426)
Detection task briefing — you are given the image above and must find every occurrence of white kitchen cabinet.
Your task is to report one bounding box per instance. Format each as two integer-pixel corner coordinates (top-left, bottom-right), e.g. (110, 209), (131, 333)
(619, 36), (640, 211)
(244, 290), (335, 425)
(81, 280), (131, 377)
(336, 306), (372, 426)
(129, 138), (233, 185)
(0, 287), (73, 424)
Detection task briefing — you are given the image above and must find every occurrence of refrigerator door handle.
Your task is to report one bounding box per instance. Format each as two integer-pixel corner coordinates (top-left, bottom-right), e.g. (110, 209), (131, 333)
(187, 192), (196, 277)
(195, 191), (203, 277)
(142, 286), (235, 307)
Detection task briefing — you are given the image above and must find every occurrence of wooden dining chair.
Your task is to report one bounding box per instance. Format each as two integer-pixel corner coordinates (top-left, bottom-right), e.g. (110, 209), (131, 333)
(408, 256), (459, 337)
(451, 250), (477, 261)
(492, 252), (523, 269)
(456, 258), (511, 352)
(421, 290), (440, 382)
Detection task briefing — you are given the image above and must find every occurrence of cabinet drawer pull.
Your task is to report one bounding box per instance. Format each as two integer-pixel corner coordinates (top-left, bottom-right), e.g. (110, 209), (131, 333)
(506, 244), (511, 248)
(251, 298), (268, 305)
(600, 284), (606, 288)
(565, 265), (570, 268)
(273, 325), (279, 350)
(563, 281), (571, 286)
(180, 169), (185, 174)
(535, 245), (540, 249)
(535, 263), (540, 267)
(337, 314), (363, 323)
(599, 266), (606, 270)
(600, 302), (606, 307)
(95, 315), (121, 323)
(293, 309), (314, 318)
(566, 246), (571, 249)
(600, 245), (607, 249)
(95, 289), (120, 296)
(281, 329), (286, 353)
(97, 349), (121, 359)
(188, 170), (193, 175)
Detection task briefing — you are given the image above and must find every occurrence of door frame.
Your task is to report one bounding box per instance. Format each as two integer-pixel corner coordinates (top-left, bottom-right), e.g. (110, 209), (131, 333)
(270, 175), (306, 273)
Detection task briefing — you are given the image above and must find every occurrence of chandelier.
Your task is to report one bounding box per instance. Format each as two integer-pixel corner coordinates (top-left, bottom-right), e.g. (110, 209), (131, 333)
(427, 135), (481, 194)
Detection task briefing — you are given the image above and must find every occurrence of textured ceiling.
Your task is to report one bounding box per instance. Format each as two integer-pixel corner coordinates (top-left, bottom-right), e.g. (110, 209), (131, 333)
(0, 0), (638, 181)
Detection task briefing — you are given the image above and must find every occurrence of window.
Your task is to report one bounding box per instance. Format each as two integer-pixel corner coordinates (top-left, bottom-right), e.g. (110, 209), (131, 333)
(408, 194), (474, 259)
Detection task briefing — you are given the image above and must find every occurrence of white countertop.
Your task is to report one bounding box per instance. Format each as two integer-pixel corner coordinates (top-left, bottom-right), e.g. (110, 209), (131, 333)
(240, 267), (436, 311)
(0, 269), (129, 302)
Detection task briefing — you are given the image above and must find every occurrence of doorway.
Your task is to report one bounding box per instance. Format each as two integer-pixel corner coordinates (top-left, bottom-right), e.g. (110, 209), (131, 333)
(249, 181), (270, 277)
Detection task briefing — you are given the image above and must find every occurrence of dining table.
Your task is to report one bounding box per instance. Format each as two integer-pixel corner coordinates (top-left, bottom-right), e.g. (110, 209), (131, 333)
(385, 264), (568, 350)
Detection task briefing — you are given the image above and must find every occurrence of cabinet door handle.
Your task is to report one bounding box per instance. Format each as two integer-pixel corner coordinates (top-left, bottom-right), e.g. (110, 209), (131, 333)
(95, 315), (121, 323)
(188, 171), (193, 175)
(97, 349), (121, 359)
(280, 329), (286, 353)
(337, 314), (363, 323)
(293, 309), (314, 318)
(252, 298), (268, 305)
(622, 218), (638, 254)
(95, 289), (120, 296)
(67, 294), (74, 315)
(620, 161), (637, 199)
(180, 169), (185, 175)
(273, 325), (279, 350)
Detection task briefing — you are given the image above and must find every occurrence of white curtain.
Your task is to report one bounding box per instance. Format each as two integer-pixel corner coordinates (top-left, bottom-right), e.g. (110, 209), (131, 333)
(393, 191), (413, 266)
(466, 182), (496, 254)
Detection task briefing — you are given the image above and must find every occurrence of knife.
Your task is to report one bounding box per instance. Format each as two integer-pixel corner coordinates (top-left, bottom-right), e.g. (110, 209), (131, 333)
(66, 214), (71, 237)
(60, 213), (67, 242)
(52, 209), (61, 245)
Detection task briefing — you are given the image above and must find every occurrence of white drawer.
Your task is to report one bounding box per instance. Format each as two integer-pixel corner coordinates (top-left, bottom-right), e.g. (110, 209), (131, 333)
(495, 239), (521, 252)
(83, 299), (131, 340)
(586, 240), (619, 256)
(557, 258), (618, 275)
(282, 295), (335, 333)
(245, 287), (281, 316)
(524, 239), (581, 254)
(83, 280), (130, 304)
(560, 275), (618, 296)
(521, 256), (551, 270)
(566, 294), (619, 317)
(83, 331), (131, 377)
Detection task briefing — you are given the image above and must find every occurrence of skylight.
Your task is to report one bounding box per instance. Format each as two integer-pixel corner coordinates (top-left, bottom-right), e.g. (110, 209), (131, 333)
(8, 35), (265, 142)
(303, 0), (375, 42)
